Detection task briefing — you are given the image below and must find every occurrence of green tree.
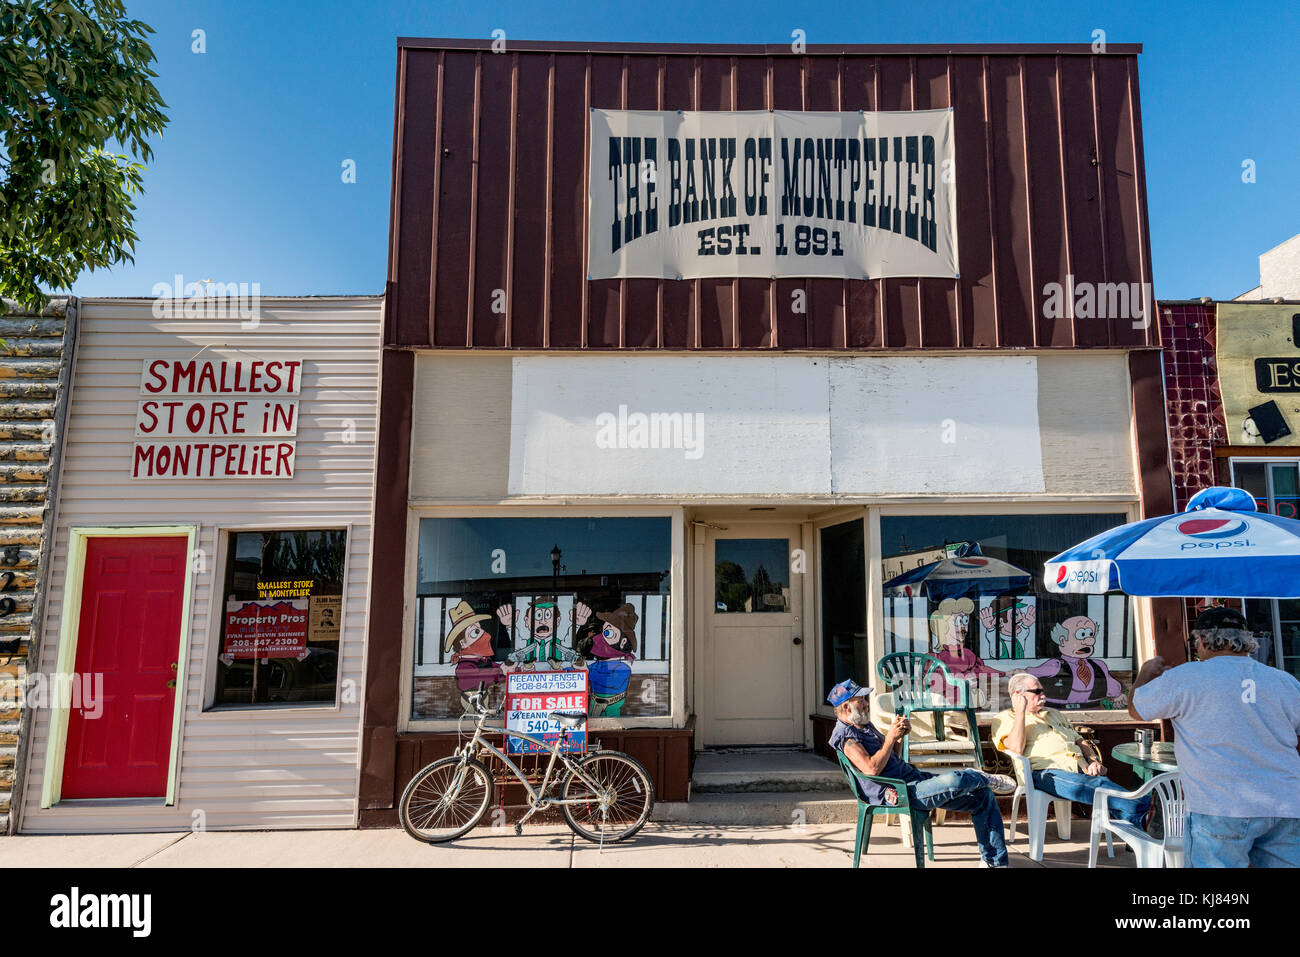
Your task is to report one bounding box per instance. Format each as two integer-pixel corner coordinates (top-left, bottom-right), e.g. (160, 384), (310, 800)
(0, 0), (168, 311)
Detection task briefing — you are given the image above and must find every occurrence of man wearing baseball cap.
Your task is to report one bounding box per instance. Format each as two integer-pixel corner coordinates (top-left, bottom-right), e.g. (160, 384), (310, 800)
(1130, 606), (1300, 867)
(829, 678), (1017, 867)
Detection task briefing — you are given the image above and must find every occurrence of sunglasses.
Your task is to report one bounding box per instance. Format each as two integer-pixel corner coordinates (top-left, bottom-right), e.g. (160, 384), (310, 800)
(1023, 687), (1046, 696)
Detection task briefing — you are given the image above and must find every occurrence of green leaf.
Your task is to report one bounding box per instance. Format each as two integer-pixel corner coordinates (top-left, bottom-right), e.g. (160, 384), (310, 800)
(0, 0), (167, 310)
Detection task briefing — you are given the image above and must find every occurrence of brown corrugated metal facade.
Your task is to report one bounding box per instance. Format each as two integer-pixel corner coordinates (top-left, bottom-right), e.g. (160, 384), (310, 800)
(360, 40), (1178, 824)
(385, 40), (1155, 352)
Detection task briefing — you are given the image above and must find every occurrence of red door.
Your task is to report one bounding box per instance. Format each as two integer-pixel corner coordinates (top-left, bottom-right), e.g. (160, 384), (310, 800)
(61, 536), (188, 799)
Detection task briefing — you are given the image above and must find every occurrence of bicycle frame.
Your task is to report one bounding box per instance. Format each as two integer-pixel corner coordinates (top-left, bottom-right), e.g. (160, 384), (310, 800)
(456, 711), (608, 810)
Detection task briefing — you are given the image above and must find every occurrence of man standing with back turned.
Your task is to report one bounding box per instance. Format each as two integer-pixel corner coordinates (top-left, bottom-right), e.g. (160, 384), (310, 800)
(1130, 606), (1300, 867)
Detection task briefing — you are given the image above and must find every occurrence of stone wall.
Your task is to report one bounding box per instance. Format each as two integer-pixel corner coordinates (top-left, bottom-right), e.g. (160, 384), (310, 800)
(0, 298), (76, 833)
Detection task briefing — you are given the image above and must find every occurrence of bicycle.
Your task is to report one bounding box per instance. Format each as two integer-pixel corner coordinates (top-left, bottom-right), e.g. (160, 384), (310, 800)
(398, 689), (655, 845)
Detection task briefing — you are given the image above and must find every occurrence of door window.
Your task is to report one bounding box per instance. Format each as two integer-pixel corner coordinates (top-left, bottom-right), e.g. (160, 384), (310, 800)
(714, 539), (791, 613)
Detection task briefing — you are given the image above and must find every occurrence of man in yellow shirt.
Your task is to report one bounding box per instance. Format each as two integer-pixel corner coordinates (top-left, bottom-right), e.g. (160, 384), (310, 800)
(992, 672), (1149, 827)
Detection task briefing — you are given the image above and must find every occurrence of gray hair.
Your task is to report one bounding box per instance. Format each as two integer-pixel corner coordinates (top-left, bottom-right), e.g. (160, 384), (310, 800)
(1192, 626), (1259, 655)
(1007, 672), (1037, 694)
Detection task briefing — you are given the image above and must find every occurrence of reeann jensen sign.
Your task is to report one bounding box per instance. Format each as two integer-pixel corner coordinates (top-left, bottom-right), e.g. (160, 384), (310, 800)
(588, 109), (958, 280)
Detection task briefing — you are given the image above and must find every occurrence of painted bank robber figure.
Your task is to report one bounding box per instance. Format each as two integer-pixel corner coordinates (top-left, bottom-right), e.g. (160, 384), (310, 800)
(496, 596), (582, 670)
(576, 602), (638, 717)
(445, 600), (505, 713)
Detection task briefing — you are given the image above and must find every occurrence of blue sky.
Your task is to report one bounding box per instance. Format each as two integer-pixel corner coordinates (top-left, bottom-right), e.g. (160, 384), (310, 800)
(70, 0), (1300, 300)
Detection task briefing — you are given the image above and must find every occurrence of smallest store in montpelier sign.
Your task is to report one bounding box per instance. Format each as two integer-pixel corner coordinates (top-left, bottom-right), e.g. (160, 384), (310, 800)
(131, 358), (302, 478)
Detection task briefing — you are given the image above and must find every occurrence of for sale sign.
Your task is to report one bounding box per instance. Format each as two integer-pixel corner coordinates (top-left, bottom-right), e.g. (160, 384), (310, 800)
(505, 670), (589, 755)
(222, 599), (310, 661)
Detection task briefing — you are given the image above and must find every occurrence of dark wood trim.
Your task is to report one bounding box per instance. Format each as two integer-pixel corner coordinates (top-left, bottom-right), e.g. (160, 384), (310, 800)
(360, 720), (696, 827)
(358, 348), (415, 810)
(1215, 446), (1300, 458)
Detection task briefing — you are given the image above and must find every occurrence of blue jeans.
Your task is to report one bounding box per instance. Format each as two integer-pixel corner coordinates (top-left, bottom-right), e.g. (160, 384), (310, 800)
(906, 769), (1008, 867)
(1187, 813), (1300, 868)
(1031, 769), (1150, 828)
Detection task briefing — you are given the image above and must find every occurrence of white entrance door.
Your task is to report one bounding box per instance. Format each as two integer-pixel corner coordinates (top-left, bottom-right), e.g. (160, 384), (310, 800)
(701, 525), (803, 746)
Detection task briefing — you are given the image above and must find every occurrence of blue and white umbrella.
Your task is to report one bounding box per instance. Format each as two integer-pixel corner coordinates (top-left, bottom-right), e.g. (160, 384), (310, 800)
(1045, 486), (1300, 598)
(884, 542), (1031, 600)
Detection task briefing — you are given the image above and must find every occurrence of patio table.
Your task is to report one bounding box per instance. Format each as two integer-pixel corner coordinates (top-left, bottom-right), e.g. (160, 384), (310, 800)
(1110, 741), (1177, 783)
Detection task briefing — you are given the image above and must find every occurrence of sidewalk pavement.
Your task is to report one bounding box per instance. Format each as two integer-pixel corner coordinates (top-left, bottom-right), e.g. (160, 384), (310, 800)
(1, 820), (1138, 868)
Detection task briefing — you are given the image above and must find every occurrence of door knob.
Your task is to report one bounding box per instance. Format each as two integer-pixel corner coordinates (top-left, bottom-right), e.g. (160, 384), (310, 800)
(165, 679), (176, 689)
(170, 662), (178, 671)
(792, 636), (803, 645)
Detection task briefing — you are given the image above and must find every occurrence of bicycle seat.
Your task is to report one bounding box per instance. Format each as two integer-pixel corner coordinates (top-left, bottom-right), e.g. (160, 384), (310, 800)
(550, 711), (586, 728)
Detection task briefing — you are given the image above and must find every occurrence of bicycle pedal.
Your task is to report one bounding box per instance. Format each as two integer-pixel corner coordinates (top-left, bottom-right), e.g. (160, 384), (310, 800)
(513, 823), (522, 836)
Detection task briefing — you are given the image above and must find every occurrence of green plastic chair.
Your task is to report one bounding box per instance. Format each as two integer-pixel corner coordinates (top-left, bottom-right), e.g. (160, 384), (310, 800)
(835, 749), (935, 868)
(875, 651), (985, 769)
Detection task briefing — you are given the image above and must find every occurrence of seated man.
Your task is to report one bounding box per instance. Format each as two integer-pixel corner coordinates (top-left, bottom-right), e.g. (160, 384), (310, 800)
(829, 678), (1017, 867)
(993, 672), (1149, 828)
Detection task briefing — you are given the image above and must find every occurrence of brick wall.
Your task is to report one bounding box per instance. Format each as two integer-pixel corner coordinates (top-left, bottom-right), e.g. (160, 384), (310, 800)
(1159, 301), (1225, 510)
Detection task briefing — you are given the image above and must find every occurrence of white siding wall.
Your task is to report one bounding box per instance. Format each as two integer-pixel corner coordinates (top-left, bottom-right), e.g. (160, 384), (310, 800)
(20, 297), (381, 832)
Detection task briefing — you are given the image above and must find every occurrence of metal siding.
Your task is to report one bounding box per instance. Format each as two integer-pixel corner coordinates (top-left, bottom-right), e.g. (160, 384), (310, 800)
(20, 298), (381, 833)
(388, 44), (1156, 353)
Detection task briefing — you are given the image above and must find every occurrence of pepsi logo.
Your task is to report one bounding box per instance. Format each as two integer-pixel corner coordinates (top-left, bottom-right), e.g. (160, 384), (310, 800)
(1055, 566), (1067, 585)
(1177, 517), (1248, 539)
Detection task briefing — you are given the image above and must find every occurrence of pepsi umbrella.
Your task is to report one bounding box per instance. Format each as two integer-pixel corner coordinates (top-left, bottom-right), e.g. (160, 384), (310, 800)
(883, 543), (1032, 600)
(1045, 486), (1300, 598)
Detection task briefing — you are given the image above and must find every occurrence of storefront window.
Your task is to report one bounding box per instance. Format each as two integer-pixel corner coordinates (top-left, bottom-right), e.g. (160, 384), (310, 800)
(1232, 460), (1300, 678)
(715, 539), (791, 612)
(879, 513), (1134, 713)
(412, 517), (671, 719)
(820, 520), (867, 703)
(212, 529), (347, 707)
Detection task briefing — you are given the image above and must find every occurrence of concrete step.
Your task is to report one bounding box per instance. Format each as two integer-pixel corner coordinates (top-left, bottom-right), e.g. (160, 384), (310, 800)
(652, 790), (861, 825)
(692, 748), (844, 793)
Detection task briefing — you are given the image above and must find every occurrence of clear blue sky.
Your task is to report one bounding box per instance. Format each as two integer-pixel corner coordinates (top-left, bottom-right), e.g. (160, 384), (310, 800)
(71, 0), (1300, 300)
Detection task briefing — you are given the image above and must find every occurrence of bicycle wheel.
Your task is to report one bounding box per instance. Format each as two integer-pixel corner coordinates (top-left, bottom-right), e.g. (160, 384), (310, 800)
(560, 750), (655, 843)
(399, 756), (494, 843)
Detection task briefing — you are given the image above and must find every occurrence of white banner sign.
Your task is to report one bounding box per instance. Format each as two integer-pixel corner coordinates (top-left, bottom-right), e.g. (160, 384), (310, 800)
(131, 357), (301, 479)
(588, 109), (958, 280)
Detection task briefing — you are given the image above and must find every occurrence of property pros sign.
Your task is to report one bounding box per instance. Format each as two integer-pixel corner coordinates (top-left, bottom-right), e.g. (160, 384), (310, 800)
(132, 358), (301, 478)
(222, 598), (310, 661)
(588, 109), (958, 280)
(505, 669), (588, 755)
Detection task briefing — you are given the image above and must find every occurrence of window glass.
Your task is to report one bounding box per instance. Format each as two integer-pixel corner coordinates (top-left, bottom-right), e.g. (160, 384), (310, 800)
(213, 529), (346, 707)
(1232, 460), (1300, 677)
(413, 517), (671, 719)
(820, 520), (866, 704)
(714, 539), (791, 612)
(879, 514), (1133, 713)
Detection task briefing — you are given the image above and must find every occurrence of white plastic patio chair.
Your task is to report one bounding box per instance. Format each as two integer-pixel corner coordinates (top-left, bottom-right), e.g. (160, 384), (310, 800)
(1004, 751), (1072, 861)
(1088, 771), (1186, 868)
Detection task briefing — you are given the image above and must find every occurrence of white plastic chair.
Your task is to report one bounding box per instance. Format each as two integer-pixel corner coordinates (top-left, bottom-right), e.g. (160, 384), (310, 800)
(1004, 752), (1072, 861)
(1088, 771), (1186, 868)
